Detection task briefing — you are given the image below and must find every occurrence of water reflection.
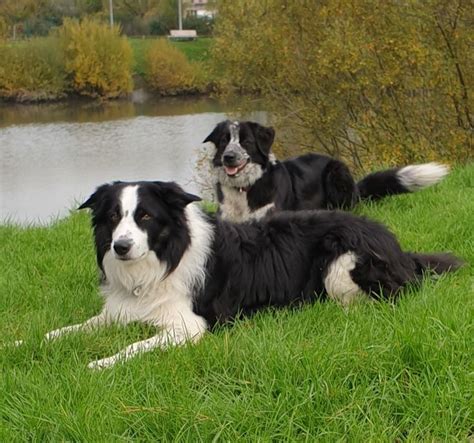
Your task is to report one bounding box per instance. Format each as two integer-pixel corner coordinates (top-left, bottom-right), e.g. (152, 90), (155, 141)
(0, 96), (241, 127)
(0, 97), (267, 225)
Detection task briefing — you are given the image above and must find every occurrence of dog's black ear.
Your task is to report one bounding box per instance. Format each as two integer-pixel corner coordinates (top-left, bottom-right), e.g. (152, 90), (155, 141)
(247, 122), (275, 157)
(203, 120), (230, 145)
(153, 181), (202, 209)
(78, 183), (113, 210)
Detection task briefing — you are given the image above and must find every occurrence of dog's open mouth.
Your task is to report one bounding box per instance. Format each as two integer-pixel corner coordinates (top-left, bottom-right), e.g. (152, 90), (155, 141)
(224, 160), (248, 177)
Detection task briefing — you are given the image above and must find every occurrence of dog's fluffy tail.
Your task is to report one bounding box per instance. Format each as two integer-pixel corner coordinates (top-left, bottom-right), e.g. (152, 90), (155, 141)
(408, 252), (464, 276)
(357, 162), (449, 201)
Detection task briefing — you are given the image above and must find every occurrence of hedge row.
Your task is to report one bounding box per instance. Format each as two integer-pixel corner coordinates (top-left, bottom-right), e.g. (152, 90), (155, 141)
(0, 19), (207, 102)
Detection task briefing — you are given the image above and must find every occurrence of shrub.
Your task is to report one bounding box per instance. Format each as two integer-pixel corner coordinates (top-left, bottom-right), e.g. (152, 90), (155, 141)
(144, 38), (206, 95)
(0, 37), (67, 101)
(149, 19), (170, 36)
(183, 16), (215, 36)
(58, 18), (133, 98)
(24, 16), (62, 37)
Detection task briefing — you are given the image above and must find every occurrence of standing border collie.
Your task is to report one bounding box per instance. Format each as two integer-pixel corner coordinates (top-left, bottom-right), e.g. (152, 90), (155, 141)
(40, 181), (462, 369)
(204, 120), (449, 222)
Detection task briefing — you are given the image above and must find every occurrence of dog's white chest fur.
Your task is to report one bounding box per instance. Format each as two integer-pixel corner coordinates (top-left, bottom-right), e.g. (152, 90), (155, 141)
(101, 252), (175, 324)
(220, 185), (275, 223)
(219, 186), (252, 223)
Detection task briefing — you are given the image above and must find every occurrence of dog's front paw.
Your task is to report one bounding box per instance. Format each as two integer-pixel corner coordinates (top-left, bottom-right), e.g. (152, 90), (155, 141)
(87, 356), (120, 370)
(45, 329), (63, 341)
(1, 340), (24, 349)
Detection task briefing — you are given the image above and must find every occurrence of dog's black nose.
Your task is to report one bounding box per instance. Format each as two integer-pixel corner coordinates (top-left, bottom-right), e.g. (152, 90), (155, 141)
(223, 152), (238, 165)
(113, 239), (132, 256)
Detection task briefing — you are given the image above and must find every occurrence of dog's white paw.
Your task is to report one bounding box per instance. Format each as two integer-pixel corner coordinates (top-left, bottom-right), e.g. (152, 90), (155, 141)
(44, 324), (85, 341)
(44, 329), (65, 341)
(1, 340), (24, 349)
(87, 356), (119, 370)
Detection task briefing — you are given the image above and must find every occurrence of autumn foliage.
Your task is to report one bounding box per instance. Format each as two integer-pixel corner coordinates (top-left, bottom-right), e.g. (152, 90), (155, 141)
(58, 18), (133, 98)
(144, 39), (206, 95)
(211, 0), (473, 169)
(0, 19), (133, 101)
(0, 37), (67, 101)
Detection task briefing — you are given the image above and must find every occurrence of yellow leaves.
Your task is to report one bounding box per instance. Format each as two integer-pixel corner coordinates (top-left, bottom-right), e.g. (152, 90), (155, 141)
(58, 18), (133, 99)
(0, 19), (134, 100)
(211, 0), (473, 169)
(0, 37), (67, 101)
(144, 39), (205, 95)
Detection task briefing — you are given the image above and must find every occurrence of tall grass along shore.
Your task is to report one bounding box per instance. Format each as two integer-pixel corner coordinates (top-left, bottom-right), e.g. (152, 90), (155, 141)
(1, 164), (473, 440)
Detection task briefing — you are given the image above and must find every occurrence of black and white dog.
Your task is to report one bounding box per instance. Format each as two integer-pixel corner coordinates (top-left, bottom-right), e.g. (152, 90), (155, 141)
(40, 181), (461, 369)
(204, 120), (449, 222)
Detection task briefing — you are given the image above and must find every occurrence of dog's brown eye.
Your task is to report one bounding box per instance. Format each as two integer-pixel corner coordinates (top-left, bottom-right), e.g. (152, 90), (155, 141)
(141, 213), (152, 221)
(110, 212), (120, 222)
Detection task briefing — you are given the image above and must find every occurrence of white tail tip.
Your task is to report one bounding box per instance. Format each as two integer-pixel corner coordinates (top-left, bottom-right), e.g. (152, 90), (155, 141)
(397, 162), (449, 192)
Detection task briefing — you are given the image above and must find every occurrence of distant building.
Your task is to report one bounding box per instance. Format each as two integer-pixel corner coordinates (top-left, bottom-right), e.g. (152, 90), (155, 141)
(184, 0), (216, 18)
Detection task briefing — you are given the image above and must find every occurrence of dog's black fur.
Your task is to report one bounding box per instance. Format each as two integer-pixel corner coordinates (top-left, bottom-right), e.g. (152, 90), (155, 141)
(204, 120), (446, 222)
(84, 181), (462, 329)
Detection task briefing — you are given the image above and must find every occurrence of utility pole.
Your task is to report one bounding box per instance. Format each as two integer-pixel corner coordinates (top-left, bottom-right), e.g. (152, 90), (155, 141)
(178, 0), (182, 30)
(109, 0), (114, 28)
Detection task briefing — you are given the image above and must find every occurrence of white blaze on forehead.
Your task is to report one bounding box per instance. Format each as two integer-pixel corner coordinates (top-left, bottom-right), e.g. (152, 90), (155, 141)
(120, 185), (139, 217)
(114, 185), (140, 240)
(229, 122), (240, 144)
(112, 185), (150, 260)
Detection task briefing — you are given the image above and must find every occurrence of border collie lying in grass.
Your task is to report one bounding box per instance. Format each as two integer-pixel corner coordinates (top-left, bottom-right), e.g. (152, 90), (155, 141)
(204, 120), (449, 222)
(39, 181), (462, 369)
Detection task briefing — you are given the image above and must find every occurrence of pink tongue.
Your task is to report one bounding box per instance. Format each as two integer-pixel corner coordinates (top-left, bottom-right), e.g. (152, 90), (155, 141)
(225, 166), (239, 176)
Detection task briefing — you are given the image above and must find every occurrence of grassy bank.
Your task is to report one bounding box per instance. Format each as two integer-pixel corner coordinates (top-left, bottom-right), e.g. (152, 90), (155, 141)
(1, 164), (473, 440)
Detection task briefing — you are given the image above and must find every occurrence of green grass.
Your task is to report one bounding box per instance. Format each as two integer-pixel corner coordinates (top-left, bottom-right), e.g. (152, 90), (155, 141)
(1, 165), (473, 440)
(129, 37), (212, 76)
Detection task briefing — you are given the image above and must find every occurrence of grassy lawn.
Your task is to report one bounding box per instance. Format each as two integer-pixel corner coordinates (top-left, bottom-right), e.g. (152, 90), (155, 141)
(129, 37), (212, 76)
(1, 164), (473, 440)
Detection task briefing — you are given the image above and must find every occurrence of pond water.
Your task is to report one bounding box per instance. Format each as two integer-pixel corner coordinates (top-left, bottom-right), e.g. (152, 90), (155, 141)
(0, 96), (266, 225)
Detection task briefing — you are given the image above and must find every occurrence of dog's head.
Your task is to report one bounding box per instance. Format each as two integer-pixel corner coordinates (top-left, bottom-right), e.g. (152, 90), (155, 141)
(79, 181), (201, 275)
(203, 120), (275, 188)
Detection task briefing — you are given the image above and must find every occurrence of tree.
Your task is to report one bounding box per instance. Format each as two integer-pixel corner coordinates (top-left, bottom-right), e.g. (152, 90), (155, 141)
(105, 0), (177, 35)
(0, 0), (37, 38)
(211, 0), (473, 169)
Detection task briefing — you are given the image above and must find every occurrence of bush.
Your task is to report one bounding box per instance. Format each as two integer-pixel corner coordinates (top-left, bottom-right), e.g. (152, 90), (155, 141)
(183, 16), (215, 36)
(212, 0), (473, 170)
(58, 18), (133, 98)
(144, 38), (206, 95)
(24, 16), (62, 37)
(0, 16), (8, 40)
(0, 37), (67, 101)
(149, 19), (170, 36)
(0, 19), (135, 101)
